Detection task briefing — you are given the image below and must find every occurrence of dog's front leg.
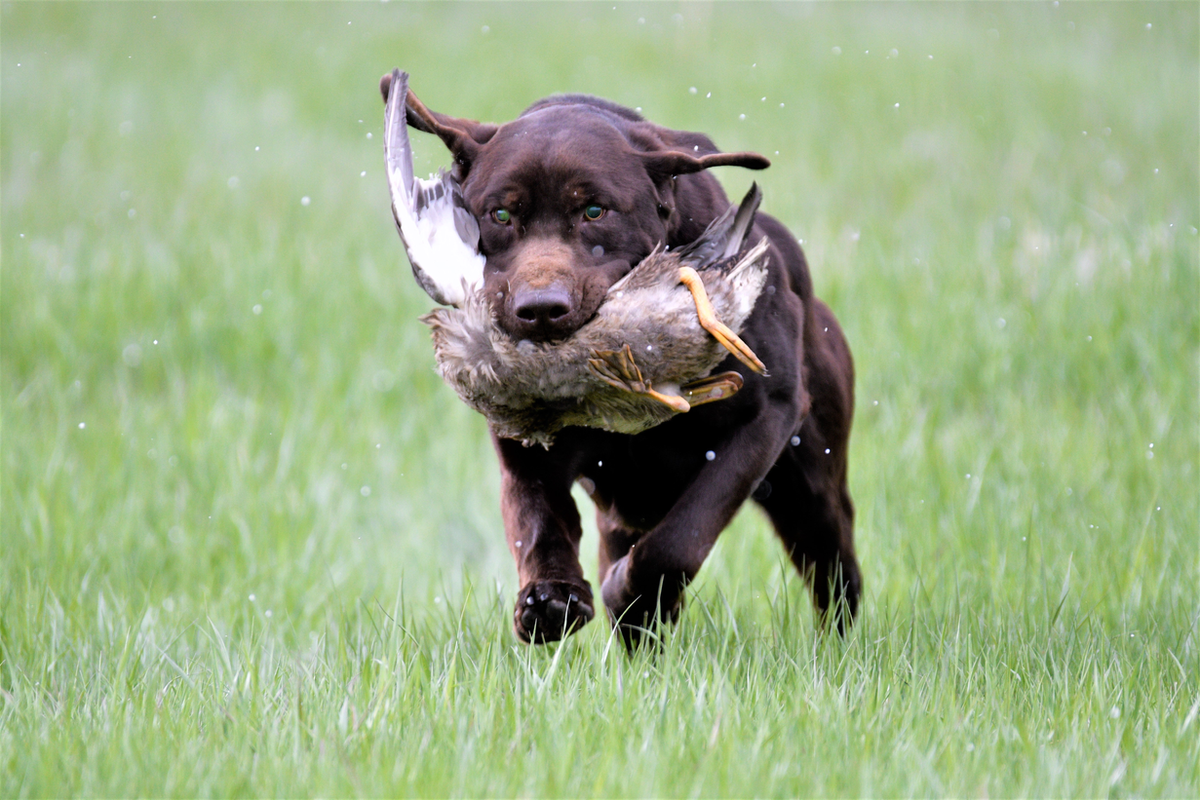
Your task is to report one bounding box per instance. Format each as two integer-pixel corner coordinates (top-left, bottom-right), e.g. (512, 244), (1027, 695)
(493, 435), (595, 643)
(600, 419), (786, 648)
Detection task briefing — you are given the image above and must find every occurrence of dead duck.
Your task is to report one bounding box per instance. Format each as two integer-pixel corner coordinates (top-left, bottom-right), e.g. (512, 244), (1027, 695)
(383, 68), (770, 447)
(422, 184), (771, 447)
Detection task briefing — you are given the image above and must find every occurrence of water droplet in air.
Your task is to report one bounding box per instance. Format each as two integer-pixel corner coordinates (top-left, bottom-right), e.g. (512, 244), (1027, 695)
(790, 436), (801, 446)
(78, 422), (86, 429)
(592, 245), (604, 257)
(705, 451), (716, 461)
(825, 448), (831, 454)
(301, 196), (311, 206)
(360, 486), (371, 496)
(252, 304), (263, 315)
(689, 87), (697, 94)
(249, 594), (256, 602)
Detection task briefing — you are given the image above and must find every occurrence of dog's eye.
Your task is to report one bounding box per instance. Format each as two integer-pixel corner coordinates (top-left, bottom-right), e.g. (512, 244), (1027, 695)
(583, 205), (605, 221)
(492, 208), (512, 225)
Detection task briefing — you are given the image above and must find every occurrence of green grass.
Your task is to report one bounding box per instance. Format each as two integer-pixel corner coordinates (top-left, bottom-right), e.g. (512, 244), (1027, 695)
(2, 2), (1197, 796)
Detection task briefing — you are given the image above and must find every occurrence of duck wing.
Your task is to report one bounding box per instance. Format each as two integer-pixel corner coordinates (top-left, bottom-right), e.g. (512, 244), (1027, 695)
(384, 69), (485, 307)
(674, 182), (763, 268)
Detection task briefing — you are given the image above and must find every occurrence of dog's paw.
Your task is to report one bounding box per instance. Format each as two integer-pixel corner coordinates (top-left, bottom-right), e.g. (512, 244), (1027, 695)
(600, 556), (682, 650)
(514, 580), (595, 643)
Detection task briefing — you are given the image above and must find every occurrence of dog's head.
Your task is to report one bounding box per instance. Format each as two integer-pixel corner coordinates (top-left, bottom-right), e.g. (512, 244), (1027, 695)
(381, 75), (769, 341)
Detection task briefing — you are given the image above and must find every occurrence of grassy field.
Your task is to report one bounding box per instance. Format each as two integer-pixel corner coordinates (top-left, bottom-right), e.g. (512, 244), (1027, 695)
(2, 2), (1198, 796)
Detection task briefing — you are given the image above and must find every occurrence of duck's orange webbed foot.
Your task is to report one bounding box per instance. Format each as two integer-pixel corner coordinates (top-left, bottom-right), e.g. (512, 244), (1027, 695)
(677, 266), (768, 375)
(679, 371), (745, 407)
(588, 344), (690, 413)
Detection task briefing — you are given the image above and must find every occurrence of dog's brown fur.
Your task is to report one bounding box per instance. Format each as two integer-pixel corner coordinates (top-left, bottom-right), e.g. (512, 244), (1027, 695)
(382, 74), (862, 647)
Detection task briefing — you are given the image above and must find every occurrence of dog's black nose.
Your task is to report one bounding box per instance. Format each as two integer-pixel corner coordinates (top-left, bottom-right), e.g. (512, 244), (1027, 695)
(513, 287), (572, 326)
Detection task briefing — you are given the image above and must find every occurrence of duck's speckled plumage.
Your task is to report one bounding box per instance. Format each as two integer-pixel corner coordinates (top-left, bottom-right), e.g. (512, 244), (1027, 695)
(422, 185), (771, 447)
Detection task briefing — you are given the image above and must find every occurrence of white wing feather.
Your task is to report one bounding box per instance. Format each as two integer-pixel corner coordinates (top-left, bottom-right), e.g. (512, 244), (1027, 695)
(384, 69), (485, 307)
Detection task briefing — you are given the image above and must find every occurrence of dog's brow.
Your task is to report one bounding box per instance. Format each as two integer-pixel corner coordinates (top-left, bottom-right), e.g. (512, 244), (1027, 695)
(481, 186), (526, 210)
(559, 179), (618, 208)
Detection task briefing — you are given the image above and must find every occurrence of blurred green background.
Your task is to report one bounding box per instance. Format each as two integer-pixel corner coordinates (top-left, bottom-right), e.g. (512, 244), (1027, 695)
(2, 2), (1197, 796)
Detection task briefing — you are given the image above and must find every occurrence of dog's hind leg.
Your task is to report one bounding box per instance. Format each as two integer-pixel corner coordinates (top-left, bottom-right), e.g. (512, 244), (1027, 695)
(754, 430), (861, 633)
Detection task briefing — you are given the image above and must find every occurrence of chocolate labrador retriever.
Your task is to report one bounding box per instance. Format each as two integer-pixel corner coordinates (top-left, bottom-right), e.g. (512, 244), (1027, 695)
(380, 74), (862, 647)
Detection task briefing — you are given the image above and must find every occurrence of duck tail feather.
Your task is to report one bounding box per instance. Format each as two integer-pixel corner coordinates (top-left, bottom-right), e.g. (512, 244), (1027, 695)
(722, 182), (763, 259)
(728, 235), (771, 279)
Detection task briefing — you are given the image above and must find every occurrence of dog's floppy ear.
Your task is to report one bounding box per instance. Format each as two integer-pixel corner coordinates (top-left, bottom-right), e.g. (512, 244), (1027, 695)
(637, 127), (770, 178)
(641, 148), (771, 177)
(379, 72), (498, 170)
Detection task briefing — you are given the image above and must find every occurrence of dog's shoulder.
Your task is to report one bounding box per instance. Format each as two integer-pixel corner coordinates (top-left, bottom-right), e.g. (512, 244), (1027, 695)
(519, 95), (722, 155)
(521, 94), (645, 123)
(754, 213), (813, 302)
